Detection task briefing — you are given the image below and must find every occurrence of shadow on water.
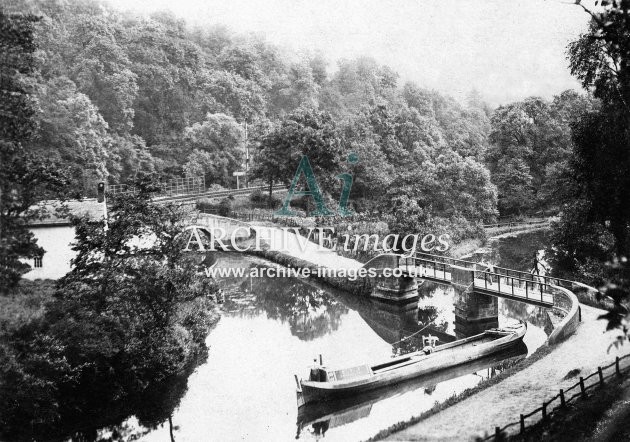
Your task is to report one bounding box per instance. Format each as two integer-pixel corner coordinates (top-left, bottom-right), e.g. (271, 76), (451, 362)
(56, 350), (208, 442)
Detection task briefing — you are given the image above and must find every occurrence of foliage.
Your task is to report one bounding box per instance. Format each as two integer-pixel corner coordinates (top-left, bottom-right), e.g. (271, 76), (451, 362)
(249, 188), (281, 209)
(0, 9), (70, 293)
(486, 92), (596, 215)
(196, 196), (233, 216)
(182, 113), (244, 186)
(252, 108), (345, 203)
(557, 1), (630, 338)
(0, 180), (219, 439)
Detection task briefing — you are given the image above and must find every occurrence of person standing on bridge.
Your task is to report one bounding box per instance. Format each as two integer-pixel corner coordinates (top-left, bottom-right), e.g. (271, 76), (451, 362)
(480, 259), (495, 284)
(532, 250), (549, 276)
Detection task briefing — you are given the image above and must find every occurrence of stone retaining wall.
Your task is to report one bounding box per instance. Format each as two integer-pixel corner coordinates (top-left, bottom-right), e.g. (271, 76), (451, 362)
(547, 286), (580, 345)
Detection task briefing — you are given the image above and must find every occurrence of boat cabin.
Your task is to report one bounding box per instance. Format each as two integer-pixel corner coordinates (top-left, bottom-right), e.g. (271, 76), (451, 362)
(309, 364), (372, 383)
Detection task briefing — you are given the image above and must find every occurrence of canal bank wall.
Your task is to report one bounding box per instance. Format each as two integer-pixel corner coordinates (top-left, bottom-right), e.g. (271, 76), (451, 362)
(548, 286), (580, 345)
(249, 248), (375, 297)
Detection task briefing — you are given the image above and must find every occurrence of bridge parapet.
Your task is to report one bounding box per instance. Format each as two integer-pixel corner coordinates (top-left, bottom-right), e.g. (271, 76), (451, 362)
(192, 212), (256, 243)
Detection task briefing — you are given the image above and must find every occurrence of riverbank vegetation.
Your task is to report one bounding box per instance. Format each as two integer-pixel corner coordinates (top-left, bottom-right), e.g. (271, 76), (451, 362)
(1, 10), (220, 438)
(546, 2), (630, 338)
(0, 185), (220, 439)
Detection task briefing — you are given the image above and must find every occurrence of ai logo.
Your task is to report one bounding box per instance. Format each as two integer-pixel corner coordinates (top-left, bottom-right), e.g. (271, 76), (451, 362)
(275, 153), (358, 217)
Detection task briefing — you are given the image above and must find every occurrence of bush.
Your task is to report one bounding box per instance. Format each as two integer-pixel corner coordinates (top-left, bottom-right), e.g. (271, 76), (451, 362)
(218, 197), (232, 216)
(196, 197), (232, 216)
(249, 189), (265, 204)
(249, 189), (281, 209)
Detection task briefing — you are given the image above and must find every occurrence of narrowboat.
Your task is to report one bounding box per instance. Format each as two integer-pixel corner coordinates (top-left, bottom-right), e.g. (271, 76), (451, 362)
(296, 341), (528, 436)
(296, 322), (526, 405)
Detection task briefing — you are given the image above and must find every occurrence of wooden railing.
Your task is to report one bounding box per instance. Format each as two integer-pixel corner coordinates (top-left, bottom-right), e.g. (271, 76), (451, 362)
(478, 353), (630, 441)
(482, 219), (552, 236)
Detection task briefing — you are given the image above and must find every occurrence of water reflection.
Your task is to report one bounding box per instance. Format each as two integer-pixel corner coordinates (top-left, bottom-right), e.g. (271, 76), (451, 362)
(97, 233), (554, 442)
(217, 258), (349, 341)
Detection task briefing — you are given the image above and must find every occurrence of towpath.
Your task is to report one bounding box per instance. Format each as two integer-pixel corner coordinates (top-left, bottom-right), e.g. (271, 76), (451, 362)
(253, 225), (363, 270)
(382, 305), (630, 441)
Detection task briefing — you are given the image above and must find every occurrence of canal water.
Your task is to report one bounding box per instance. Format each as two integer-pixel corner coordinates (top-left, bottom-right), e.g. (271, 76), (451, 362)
(114, 230), (552, 442)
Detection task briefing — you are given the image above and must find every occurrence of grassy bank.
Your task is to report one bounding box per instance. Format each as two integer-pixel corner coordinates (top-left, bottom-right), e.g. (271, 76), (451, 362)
(513, 376), (630, 441)
(450, 237), (486, 259)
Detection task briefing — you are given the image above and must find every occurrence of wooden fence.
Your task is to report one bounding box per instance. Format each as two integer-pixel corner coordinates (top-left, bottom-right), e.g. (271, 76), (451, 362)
(483, 219), (551, 235)
(478, 353), (630, 441)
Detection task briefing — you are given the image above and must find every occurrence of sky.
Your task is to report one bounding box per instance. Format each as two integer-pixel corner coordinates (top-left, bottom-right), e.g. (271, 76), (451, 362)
(105, 0), (594, 106)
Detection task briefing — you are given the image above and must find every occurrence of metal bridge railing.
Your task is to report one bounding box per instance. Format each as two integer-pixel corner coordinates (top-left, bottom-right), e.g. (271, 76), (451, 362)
(413, 251), (583, 293)
(395, 254), (555, 305)
(472, 270), (552, 305)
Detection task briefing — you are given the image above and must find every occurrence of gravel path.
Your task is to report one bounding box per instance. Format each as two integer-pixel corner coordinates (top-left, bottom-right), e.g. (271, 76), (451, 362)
(254, 225), (363, 269)
(382, 305), (630, 441)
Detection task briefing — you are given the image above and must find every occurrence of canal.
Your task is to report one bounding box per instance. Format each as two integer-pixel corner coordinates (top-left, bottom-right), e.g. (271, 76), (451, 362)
(114, 230), (553, 442)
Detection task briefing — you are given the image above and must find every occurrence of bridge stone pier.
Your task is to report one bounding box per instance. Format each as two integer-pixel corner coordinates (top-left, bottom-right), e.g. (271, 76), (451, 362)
(369, 255), (419, 304)
(450, 265), (499, 338)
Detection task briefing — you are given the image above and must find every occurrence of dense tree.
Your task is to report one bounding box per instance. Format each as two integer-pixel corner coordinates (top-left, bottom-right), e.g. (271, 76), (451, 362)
(182, 112), (244, 186)
(196, 70), (267, 122)
(487, 92), (596, 215)
(3, 0), (507, 247)
(549, 1), (630, 338)
(252, 109), (345, 204)
(29, 76), (110, 192)
(0, 10), (69, 293)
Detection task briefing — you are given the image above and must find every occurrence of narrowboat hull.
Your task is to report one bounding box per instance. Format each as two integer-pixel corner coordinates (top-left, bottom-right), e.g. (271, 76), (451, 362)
(296, 342), (528, 436)
(298, 323), (526, 405)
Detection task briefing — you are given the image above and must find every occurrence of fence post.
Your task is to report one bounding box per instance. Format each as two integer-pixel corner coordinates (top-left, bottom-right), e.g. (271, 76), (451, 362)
(598, 367), (604, 386)
(520, 414), (525, 434)
(579, 306), (582, 322)
(580, 377), (587, 398)
(542, 402), (547, 420)
(560, 389), (566, 407)
(617, 356), (621, 376)
(495, 426), (501, 440)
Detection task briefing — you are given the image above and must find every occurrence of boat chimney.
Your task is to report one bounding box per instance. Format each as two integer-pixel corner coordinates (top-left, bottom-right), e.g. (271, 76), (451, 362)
(319, 354), (323, 365)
